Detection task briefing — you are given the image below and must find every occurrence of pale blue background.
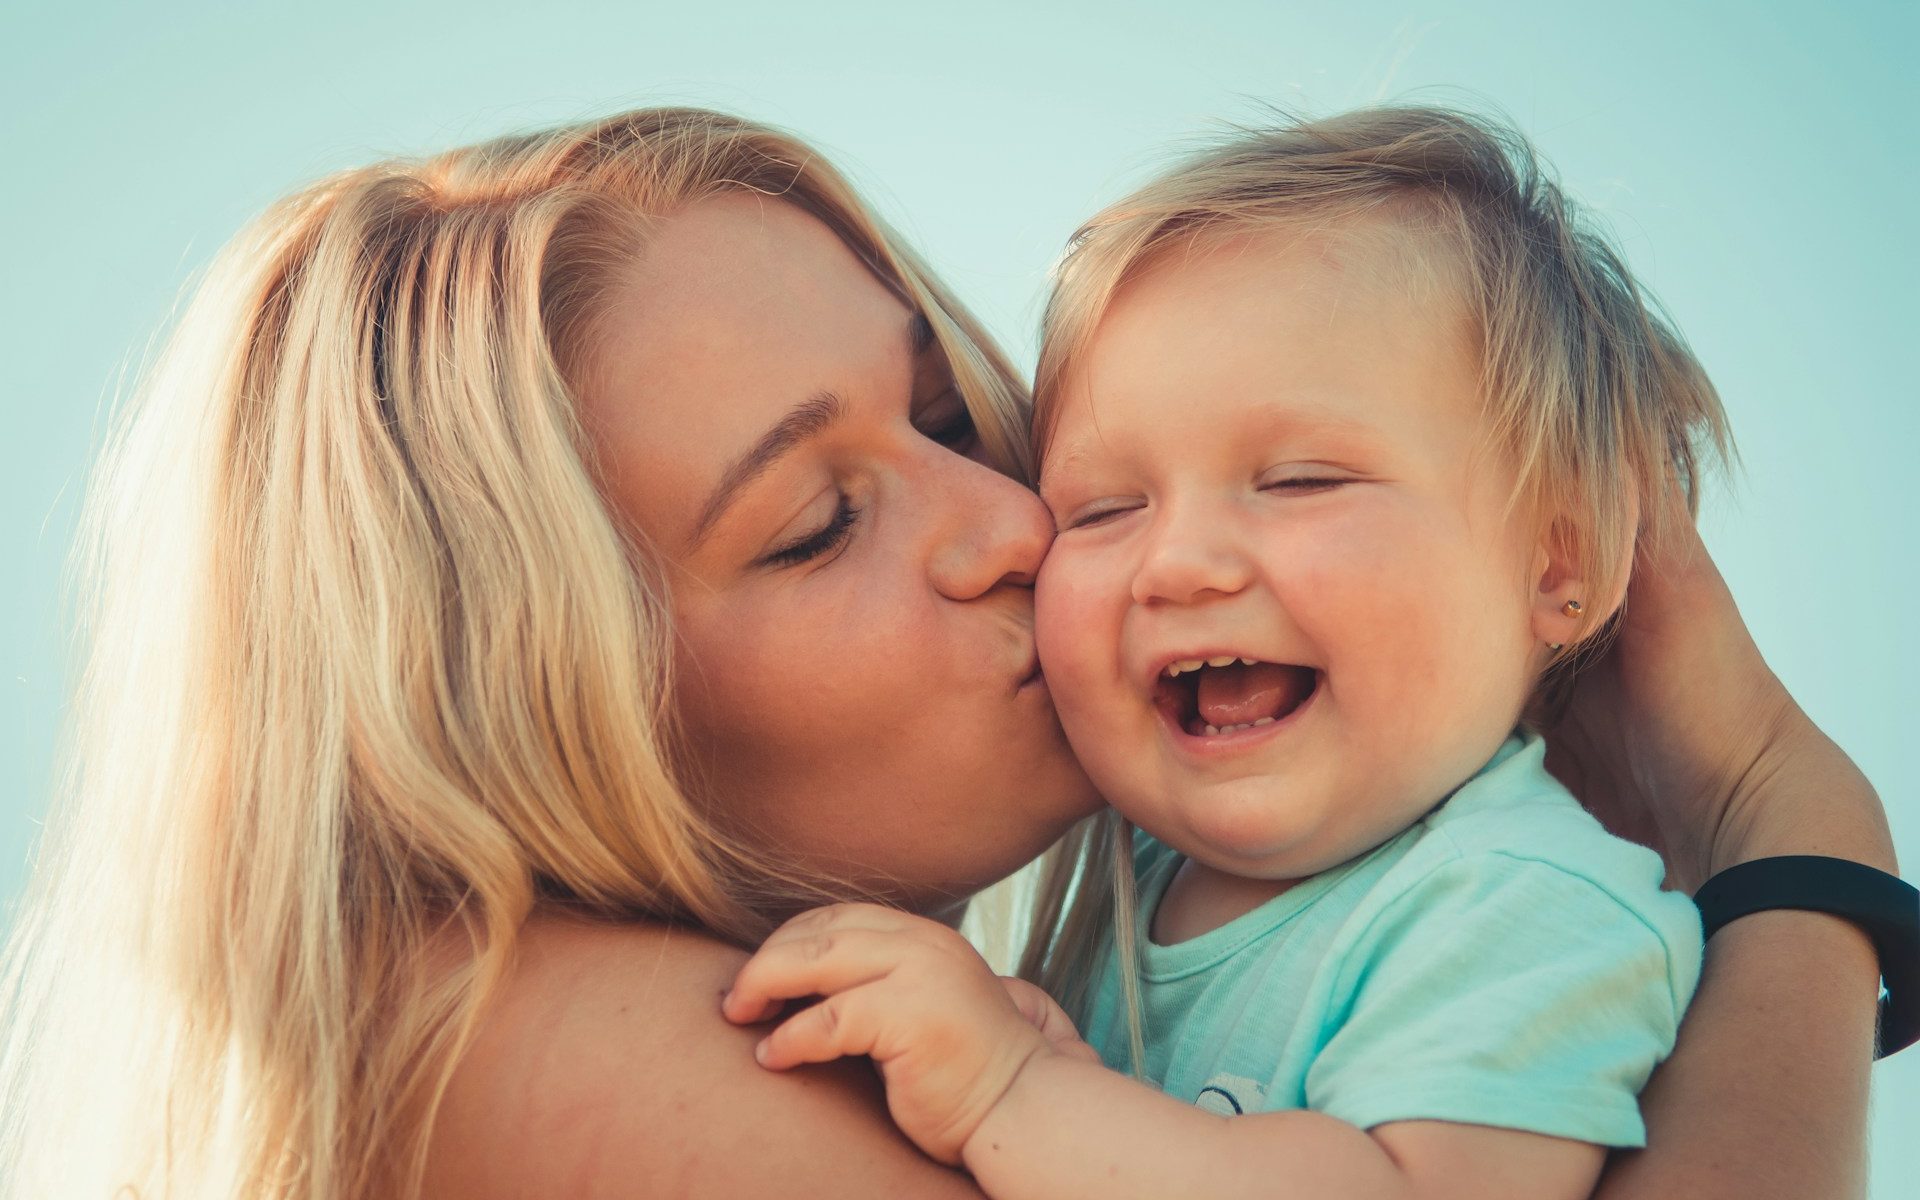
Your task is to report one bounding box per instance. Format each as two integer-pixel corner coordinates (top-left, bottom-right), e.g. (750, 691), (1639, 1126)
(1, 0), (1913, 1191)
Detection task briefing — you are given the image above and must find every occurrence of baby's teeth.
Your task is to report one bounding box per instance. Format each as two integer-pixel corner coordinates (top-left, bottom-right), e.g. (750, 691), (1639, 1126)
(1176, 658), (1205, 674)
(1240, 657), (1257, 666)
(1206, 655), (1235, 668)
(1200, 721), (1262, 736)
(1192, 717), (1279, 738)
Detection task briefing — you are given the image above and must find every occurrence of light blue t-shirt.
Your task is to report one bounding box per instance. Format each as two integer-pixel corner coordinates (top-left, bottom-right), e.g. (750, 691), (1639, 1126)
(1081, 730), (1703, 1147)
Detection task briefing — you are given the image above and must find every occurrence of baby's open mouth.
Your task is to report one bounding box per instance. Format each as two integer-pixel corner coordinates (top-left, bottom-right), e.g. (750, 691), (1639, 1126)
(1154, 658), (1319, 737)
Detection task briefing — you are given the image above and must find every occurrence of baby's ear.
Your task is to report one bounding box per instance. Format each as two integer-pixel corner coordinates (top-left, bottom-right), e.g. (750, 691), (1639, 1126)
(1528, 504), (1636, 650)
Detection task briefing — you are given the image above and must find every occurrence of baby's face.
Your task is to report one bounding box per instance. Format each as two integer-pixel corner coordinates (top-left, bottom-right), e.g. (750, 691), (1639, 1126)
(1035, 223), (1550, 880)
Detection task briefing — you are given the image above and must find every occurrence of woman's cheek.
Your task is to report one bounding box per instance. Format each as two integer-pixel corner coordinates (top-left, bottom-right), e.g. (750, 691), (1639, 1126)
(677, 574), (888, 763)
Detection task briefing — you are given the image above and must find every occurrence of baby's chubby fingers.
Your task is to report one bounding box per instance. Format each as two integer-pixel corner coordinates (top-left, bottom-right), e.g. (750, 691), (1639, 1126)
(723, 903), (970, 1023)
(722, 925), (924, 1025)
(1000, 976), (1101, 1064)
(756, 902), (923, 954)
(753, 986), (887, 1070)
(765, 901), (921, 938)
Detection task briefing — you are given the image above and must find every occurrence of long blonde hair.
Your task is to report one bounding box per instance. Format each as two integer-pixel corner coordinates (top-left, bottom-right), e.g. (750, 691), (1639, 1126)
(1018, 105), (1734, 1043)
(0, 107), (1030, 1200)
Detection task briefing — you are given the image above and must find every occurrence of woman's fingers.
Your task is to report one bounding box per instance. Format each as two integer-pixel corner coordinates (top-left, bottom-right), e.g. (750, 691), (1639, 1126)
(1550, 470), (1895, 887)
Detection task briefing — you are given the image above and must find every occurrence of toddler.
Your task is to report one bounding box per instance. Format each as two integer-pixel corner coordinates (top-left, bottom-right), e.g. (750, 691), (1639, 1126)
(724, 106), (1724, 1200)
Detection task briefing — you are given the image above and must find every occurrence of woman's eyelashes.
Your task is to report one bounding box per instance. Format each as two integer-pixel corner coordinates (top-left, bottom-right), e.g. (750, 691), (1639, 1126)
(754, 390), (968, 572)
(760, 495), (862, 568)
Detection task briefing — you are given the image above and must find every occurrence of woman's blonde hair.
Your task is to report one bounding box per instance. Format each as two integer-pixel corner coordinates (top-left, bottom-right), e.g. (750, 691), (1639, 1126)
(1018, 105), (1734, 1040)
(0, 107), (1030, 1200)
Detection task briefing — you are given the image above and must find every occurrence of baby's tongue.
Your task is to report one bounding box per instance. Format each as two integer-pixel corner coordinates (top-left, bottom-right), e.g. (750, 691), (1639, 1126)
(1196, 662), (1315, 727)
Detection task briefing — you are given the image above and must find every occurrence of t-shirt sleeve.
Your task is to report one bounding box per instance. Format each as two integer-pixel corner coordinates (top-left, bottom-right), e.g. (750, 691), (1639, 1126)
(1302, 849), (1701, 1147)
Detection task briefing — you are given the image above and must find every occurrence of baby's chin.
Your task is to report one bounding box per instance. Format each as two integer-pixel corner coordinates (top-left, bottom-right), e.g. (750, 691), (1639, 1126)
(1169, 827), (1365, 884)
(1103, 788), (1322, 877)
(1135, 765), (1446, 880)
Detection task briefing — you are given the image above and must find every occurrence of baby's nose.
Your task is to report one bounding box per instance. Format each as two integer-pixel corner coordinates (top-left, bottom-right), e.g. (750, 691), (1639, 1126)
(1130, 508), (1255, 606)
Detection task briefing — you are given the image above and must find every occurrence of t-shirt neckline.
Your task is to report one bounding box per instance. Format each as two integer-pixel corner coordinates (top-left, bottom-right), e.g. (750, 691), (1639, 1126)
(1132, 730), (1532, 983)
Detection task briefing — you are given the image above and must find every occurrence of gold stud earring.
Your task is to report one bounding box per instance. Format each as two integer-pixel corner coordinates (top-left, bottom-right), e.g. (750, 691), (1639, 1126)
(1548, 599), (1584, 651)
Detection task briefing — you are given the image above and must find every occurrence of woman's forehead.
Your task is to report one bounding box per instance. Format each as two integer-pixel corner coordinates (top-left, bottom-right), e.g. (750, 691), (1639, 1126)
(601, 194), (907, 405)
(580, 194), (911, 548)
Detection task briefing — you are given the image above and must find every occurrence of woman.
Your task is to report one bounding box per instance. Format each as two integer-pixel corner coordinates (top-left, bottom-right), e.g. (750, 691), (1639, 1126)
(0, 108), (1894, 1200)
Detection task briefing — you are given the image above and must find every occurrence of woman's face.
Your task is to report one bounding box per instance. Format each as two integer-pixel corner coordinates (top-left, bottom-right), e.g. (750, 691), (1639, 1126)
(580, 193), (1100, 912)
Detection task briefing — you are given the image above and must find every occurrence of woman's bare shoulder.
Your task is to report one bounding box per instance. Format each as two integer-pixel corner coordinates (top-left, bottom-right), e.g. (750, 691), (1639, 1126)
(422, 912), (980, 1199)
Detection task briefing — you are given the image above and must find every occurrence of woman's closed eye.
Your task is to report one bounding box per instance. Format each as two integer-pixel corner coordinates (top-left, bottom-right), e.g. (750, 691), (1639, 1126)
(753, 386), (972, 572)
(911, 388), (978, 452)
(759, 494), (862, 568)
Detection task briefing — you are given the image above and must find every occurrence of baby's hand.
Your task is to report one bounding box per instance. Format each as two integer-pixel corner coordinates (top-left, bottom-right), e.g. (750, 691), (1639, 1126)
(998, 975), (1102, 1066)
(722, 903), (1069, 1164)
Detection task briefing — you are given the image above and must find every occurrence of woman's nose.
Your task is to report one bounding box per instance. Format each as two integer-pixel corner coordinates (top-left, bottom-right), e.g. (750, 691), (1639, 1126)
(927, 455), (1054, 601)
(1130, 502), (1254, 607)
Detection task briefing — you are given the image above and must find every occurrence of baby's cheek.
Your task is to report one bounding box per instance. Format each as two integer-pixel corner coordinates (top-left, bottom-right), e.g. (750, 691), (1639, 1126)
(1034, 551), (1125, 736)
(1034, 549), (1102, 672)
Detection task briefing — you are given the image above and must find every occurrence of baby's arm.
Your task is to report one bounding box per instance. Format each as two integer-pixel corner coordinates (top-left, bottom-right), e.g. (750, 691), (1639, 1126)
(972, 1057), (1601, 1200)
(723, 903), (1600, 1200)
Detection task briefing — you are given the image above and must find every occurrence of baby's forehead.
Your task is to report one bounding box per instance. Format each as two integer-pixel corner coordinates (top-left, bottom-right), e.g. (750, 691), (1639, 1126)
(1159, 207), (1471, 308)
(1050, 214), (1478, 415)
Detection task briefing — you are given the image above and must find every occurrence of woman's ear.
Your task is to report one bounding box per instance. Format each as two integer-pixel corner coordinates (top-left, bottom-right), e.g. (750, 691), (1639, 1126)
(1529, 503), (1637, 650)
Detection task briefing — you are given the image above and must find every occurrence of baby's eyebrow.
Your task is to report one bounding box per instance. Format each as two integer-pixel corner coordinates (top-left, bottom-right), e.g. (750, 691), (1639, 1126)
(1039, 402), (1382, 495)
(1246, 401), (1380, 443)
(1035, 446), (1100, 504)
(1037, 433), (1111, 486)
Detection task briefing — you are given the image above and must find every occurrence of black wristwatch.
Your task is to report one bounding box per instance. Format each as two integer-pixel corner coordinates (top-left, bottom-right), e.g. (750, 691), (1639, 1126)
(1693, 856), (1919, 1059)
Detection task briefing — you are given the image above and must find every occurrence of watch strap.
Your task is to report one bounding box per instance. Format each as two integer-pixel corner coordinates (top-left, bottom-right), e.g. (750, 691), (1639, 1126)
(1694, 855), (1919, 1059)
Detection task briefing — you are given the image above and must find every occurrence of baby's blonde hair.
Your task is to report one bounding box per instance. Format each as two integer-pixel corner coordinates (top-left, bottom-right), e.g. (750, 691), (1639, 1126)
(1020, 105), (1733, 1037)
(0, 107), (1029, 1200)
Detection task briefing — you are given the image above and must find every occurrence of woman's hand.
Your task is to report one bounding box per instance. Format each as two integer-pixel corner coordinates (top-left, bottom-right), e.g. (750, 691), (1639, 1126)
(1543, 482), (1895, 891)
(722, 903), (1093, 1165)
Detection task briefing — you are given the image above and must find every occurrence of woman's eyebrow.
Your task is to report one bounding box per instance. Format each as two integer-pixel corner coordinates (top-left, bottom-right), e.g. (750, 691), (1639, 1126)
(686, 313), (931, 551)
(688, 389), (846, 550)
